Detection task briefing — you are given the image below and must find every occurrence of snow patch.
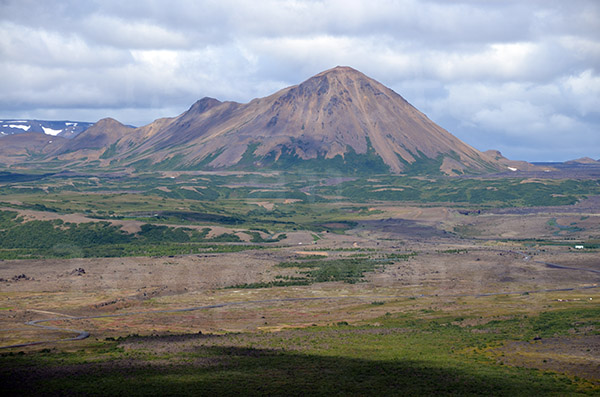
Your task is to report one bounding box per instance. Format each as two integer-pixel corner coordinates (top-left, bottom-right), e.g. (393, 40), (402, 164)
(9, 124), (31, 131)
(10, 120), (27, 123)
(65, 122), (78, 126)
(507, 166), (518, 172)
(42, 126), (63, 136)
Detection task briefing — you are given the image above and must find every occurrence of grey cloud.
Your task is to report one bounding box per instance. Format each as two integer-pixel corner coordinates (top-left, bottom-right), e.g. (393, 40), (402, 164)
(0, 22), (133, 67)
(80, 15), (191, 49)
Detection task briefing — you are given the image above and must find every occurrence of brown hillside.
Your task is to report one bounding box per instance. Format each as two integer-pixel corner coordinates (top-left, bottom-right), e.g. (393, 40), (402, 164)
(0, 133), (65, 166)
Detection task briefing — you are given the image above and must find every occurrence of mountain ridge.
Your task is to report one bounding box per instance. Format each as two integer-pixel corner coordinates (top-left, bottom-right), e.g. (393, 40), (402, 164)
(2, 67), (543, 175)
(0, 119), (93, 138)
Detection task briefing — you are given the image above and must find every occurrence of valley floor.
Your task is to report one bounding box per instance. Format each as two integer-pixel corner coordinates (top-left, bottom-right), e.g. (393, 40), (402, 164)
(1, 224), (599, 395)
(0, 171), (598, 395)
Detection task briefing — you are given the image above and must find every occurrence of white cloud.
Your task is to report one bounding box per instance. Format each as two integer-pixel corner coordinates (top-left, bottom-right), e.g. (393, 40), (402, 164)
(472, 101), (548, 135)
(562, 69), (600, 116)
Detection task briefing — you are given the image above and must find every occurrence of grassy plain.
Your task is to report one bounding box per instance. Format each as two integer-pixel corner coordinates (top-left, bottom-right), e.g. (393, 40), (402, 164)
(0, 168), (599, 395)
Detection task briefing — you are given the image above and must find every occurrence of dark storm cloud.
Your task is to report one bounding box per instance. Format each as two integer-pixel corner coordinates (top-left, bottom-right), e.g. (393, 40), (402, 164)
(0, 0), (598, 161)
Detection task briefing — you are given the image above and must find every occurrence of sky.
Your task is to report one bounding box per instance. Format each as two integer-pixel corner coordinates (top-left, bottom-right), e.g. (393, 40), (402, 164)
(1, 0), (598, 162)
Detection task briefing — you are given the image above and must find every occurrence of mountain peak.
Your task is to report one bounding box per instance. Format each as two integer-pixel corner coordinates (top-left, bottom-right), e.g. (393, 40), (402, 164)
(283, 65), (390, 109)
(301, 65), (374, 87)
(316, 65), (362, 76)
(188, 97), (222, 114)
(309, 66), (382, 89)
(52, 117), (133, 157)
(94, 117), (127, 128)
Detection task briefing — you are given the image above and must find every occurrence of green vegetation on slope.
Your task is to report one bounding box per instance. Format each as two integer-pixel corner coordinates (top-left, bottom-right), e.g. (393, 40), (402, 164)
(231, 253), (416, 288)
(0, 210), (273, 259)
(236, 137), (391, 175)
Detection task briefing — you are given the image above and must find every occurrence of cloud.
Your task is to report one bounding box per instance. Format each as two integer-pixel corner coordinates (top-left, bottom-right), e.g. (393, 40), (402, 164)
(0, 0), (598, 161)
(81, 15), (190, 49)
(0, 22), (132, 67)
(562, 69), (600, 116)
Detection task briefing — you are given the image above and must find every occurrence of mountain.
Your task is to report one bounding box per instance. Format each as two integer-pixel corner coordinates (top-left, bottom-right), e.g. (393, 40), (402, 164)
(7, 67), (539, 175)
(0, 119), (93, 138)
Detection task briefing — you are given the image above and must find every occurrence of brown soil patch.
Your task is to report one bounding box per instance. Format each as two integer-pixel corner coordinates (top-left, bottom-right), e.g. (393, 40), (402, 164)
(295, 251), (328, 257)
(250, 201), (274, 210)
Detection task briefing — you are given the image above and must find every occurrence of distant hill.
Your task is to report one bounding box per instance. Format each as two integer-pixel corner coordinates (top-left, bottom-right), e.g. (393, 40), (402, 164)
(51, 118), (135, 162)
(565, 157), (599, 165)
(0, 119), (93, 139)
(482, 150), (546, 172)
(0, 133), (66, 167)
(2, 67), (545, 175)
